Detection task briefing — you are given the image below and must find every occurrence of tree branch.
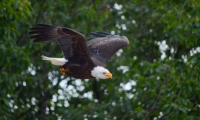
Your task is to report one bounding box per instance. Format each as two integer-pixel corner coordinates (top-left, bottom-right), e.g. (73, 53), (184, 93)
(121, 112), (131, 120)
(143, 69), (170, 120)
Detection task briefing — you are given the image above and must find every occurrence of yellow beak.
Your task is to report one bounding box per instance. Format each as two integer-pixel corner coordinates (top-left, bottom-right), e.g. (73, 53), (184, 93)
(104, 72), (112, 79)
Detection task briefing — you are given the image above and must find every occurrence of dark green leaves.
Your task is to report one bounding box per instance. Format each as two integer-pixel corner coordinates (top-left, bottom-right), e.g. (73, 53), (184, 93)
(1, 0), (200, 119)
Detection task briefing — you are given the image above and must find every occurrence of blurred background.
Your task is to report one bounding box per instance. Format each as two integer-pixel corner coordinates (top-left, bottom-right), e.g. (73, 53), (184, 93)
(1, 0), (200, 119)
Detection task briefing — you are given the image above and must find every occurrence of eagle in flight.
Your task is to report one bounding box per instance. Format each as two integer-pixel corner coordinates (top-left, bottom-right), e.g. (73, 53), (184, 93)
(29, 24), (129, 79)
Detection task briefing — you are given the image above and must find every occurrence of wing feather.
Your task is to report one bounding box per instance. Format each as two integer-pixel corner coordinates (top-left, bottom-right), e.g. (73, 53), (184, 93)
(29, 24), (93, 65)
(90, 32), (112, 37)
(87, 33), (129, 65)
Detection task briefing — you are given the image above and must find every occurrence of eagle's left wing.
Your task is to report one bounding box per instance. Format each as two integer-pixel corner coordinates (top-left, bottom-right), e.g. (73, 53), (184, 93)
(87, 32), (129, 65)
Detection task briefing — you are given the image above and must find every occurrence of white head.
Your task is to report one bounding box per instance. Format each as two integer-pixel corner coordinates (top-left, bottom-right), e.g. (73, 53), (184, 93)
(91, 66), (112, 79)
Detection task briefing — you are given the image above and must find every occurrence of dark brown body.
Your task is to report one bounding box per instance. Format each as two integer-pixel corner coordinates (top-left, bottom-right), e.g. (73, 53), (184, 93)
(61, 62), (95, 79)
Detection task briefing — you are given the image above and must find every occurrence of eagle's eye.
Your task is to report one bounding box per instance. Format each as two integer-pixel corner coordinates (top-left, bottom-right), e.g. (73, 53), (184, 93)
(103, 72), (106, 74)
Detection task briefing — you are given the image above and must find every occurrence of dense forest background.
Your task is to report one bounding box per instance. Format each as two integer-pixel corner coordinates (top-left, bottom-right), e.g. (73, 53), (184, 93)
(1, 0), (200, 119)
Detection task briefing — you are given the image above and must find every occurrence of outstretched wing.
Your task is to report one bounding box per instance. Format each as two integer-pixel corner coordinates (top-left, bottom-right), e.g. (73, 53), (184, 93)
(29, 24), (93, 65)
(87, 32), (129, 65)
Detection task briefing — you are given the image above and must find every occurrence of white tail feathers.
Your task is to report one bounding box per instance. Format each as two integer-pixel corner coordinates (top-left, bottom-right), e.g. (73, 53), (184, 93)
(41, 55), (68, 66)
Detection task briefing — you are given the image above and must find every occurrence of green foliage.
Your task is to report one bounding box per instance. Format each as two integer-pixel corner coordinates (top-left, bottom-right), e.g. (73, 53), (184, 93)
(1, 0), (200, 120)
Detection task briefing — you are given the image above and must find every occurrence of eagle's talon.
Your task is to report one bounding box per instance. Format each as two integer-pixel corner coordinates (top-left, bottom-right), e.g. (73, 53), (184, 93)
(60, 67), (67, 75)
(60, 67), (65, 71)
(61, 71), (67, 75)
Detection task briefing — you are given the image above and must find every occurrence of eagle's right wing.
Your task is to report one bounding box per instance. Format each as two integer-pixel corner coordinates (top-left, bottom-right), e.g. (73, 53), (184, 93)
(29, 24), (93, 65)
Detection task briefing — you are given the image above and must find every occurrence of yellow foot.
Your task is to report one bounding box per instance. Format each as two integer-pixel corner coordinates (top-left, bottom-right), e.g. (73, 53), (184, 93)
(60, 67), (67, 75)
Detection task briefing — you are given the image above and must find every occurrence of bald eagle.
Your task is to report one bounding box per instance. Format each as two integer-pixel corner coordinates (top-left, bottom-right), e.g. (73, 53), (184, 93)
(29, 24), (129, 79)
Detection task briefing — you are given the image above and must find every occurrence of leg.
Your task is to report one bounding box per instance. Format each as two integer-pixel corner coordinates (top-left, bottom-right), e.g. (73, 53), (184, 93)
(60, 66), (68, 75)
